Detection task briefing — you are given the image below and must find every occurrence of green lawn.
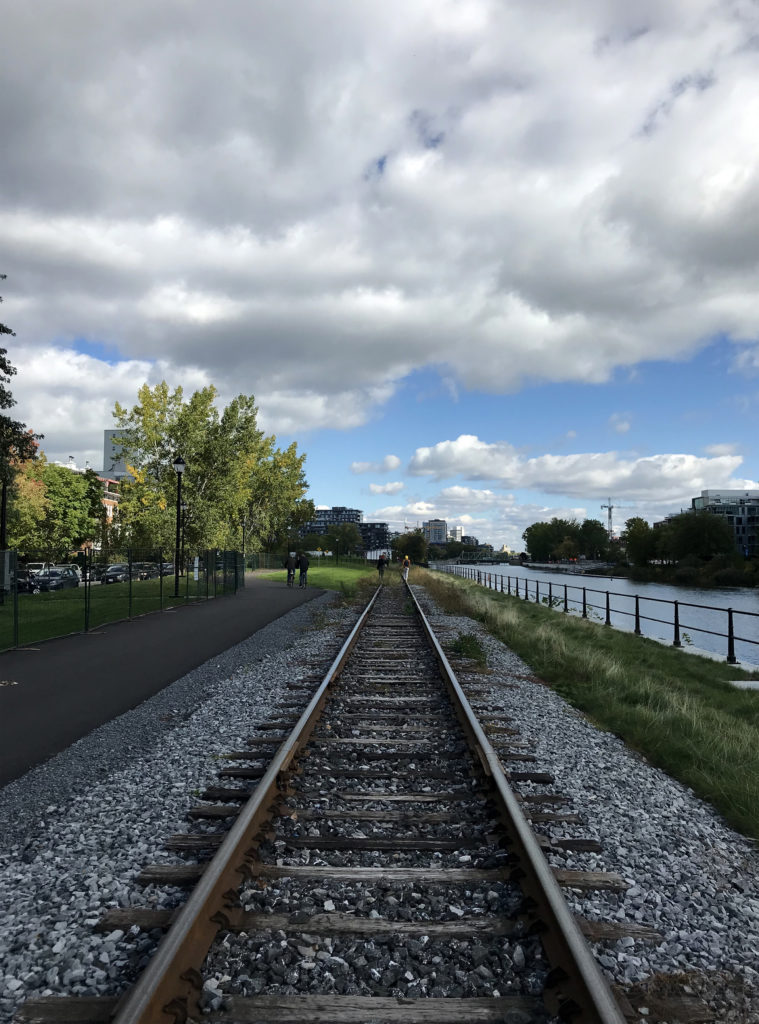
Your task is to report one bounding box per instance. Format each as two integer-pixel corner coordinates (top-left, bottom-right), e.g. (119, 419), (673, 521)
(0, 574), (236, 651)
(257, 561), (384, 598)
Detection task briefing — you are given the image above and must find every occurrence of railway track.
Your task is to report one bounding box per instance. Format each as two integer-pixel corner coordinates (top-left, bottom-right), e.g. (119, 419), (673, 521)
(20, 581), (635, 1024)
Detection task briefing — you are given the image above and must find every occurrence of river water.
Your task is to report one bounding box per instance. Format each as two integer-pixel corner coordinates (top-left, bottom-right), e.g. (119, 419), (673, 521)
(433, 562), (759, 667)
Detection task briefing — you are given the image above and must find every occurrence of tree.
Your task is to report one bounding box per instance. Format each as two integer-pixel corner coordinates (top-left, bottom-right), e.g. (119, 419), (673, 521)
(660, 511), (736, 562)
(0, 276), (42, 548)
(622, 517), (656, 566)
(34, 464), (96, 558)
(523, 518), (581, 561)
(579, 519), (609, 559)
(113, 382), (309, 553)
(243, 441), (313, 552)
(393, 530), (427, 563)
(325, 522), (363, 558)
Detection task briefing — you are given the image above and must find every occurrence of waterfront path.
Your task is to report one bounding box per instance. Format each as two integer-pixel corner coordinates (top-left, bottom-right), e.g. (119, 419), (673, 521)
(0, 573), (321, 787)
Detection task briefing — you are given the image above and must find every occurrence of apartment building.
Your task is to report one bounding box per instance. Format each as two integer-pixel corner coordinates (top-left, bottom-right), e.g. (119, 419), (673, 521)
(692, 489), (758, 557)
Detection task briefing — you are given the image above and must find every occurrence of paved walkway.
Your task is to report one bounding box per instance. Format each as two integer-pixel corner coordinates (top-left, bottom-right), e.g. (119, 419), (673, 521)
(0, 574), (322, 787)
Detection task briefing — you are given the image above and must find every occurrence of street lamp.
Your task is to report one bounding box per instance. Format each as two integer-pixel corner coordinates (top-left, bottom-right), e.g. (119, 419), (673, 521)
(180, 500), (188, 578)
(173, 455), (185, 598)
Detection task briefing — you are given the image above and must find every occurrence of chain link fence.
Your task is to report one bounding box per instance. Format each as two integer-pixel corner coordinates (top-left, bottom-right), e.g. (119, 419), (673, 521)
(0, 548), (245, 651)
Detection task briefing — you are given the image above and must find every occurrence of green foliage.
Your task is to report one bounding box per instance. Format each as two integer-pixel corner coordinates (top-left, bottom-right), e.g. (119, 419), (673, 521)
(112, 382), (310, 552)
(656, 511), (736, 562)
(523, 517), (609, 561)
(622, 516), (656, 566)
(450, 632), (487, 668)
(324, 522), (363, 557)
(393, 529), (428, 563)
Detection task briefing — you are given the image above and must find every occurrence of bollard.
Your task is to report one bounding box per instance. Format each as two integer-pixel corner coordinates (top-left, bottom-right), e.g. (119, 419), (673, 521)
(634, 595), (641, 635)
(605, 591), (611, 626)
(672, 601), (682, 647)
(727, 608), (737, 664)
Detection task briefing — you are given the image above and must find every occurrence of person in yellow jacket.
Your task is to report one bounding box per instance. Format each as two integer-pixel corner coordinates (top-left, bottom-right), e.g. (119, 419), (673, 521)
(402, 555), (411, 581)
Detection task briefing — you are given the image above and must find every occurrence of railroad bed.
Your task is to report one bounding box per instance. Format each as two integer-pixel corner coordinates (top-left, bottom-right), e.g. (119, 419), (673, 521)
(11, 581), (753, 1024)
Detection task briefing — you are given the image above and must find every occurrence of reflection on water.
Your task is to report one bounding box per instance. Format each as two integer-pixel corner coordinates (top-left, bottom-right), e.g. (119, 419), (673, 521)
(438, 562), (759, 666)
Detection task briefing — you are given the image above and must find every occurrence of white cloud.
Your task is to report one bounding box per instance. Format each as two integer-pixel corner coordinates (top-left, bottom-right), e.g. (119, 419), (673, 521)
(3, 1), (759, 437)
(369, 481), (405, 494)
(609, 413), (631, 434)
(351, 455), (402, 474)
(407, 433), (758, 500)
(704, 442), (737, 456)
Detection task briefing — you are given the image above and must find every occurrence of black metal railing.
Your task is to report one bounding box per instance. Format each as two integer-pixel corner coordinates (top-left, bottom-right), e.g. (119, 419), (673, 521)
(432, 564), (758, 665)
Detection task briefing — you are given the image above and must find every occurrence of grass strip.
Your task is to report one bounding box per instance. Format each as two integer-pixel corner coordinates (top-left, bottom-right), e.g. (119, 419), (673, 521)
(257, 562), (381, 599)
(417, 568), (759, 841)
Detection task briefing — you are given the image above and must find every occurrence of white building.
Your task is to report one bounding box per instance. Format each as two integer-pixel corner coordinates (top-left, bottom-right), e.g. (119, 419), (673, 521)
(423, 519), (448, 545)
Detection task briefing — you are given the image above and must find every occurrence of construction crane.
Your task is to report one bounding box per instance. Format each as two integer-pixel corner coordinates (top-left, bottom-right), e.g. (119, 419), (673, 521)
(600, 498), (632, 540)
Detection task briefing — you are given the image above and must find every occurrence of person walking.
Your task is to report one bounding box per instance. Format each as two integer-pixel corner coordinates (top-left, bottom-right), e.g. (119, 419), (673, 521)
(297, 551), (310, 588)
(401, 554), (411, 581)
(283, 551), (297, 587)
(377, 553), (387, 580)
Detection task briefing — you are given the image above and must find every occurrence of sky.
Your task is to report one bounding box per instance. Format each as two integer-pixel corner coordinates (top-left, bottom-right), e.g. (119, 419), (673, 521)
(1, 0), (758, 552)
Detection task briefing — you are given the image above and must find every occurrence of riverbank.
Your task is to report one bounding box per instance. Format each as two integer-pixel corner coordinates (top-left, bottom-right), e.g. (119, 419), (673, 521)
(417, 567), (759, 840)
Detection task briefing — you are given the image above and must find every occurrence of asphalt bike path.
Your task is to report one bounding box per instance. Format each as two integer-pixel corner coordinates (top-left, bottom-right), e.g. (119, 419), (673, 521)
(0, 573), (321, 787)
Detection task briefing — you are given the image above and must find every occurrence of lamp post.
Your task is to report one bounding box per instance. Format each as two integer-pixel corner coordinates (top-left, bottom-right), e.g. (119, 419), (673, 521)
(180, 500), (188, 578)
(173, 455), (185, 598)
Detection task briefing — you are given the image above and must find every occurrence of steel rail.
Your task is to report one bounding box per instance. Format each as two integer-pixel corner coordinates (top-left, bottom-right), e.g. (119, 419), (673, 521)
(403, 580), (627, 1023)
(111, 586), (382, 1024)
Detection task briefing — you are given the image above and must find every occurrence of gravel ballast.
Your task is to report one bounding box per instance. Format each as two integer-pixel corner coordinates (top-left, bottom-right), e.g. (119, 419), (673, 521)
(1, 582), (758, 1023)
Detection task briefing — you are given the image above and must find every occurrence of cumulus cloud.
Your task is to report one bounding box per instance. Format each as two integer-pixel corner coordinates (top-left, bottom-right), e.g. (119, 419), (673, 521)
(3, 0), (759, 438)
(369, 481), (405, 495)
(407, 434), (757, 500)
(351, 455), (402, 474)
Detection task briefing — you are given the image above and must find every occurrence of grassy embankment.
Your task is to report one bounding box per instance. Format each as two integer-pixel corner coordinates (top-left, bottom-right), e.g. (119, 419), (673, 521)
(415, 567), (759, 841)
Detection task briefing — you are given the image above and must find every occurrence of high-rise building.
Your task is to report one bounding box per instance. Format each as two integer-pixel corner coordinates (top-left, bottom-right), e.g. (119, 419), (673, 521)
(422, 519), (448, 544)
(449, 525), (463, 542)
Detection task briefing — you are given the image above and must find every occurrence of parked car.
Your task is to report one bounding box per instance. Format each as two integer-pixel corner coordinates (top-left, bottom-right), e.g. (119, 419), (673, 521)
(85, 564), (107, 583)
(15, 569), (39, 593)
(62, 563), (83, 580)
(33, 567), (80, 592)
(158, 562), (175, 576)
(133, 562), (160, 580)
(102, 563), (132, 584)
(24, 562), (52, 576)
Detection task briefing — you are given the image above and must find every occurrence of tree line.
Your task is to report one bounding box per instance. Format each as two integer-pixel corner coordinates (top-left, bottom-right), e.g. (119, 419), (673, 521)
(1, 278), (314, 561)
(523, 512), (754, 587)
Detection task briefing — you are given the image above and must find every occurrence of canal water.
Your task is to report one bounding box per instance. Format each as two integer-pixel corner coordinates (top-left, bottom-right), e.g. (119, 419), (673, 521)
(436, 562), (759, 667)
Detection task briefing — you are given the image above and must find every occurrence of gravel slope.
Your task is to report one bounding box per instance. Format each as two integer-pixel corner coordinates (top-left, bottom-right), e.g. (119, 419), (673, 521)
(1, 583), (757, 1024)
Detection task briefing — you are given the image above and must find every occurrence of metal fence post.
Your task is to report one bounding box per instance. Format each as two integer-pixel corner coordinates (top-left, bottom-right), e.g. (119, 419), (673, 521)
(515, 577), (520, 598)
(673, 601), (682, 647)
(12, 549), (19, 649)
(535, 580), (540, 604)
(128, 549), (133, 618)
(563, 583), (568, 613)
(508, 576), (511, 595)
(84, 550), (90, 633)
(605, 591), (611, 626)
(548, 582), (552, 607)
(582, 587), (587, 618)
(159, 548), (163, 609)
(727, 609), (737, 664)
(634, 595), (641, 635)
